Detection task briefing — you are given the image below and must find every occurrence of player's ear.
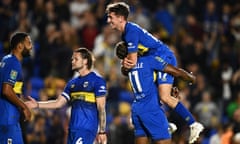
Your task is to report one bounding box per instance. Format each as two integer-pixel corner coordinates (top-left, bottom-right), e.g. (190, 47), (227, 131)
(83, 59), (88, 66)
(120, 15), (125, 22)
(17, 43), (24, 50)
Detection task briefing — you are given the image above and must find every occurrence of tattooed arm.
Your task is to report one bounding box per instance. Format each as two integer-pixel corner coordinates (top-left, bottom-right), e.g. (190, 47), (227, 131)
(96, 96), (107, 144)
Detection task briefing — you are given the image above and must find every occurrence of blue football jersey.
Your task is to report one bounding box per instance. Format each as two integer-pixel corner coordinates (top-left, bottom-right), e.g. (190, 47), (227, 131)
(0, 54), (23, 125)
(122, 22), (173, 56)
(128, 55), (168, 113)
(61, 72), (107, 133)
(129, 55), (171, 140)
(123, 22), (177, 85)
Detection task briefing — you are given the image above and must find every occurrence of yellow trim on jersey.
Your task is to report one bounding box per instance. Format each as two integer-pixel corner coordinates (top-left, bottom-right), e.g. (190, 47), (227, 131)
(138, 44), (149, 56)
(13, 81), (23, 94)
(71, 92), (96, 103)
(153, 71), (157, 82)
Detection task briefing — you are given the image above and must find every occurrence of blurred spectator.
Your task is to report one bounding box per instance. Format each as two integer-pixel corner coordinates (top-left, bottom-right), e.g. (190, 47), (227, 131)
(32, 0), (45, 34)
(47, 113), (65, 144)
(93, 25), (120, 74)
(54, 0), (70, 22)
(191, 40), (208, 74)
(221, 123), (234, 144)
(231, 12), (240, 54)
(0, 0), (240, 143)
(232, 132), (240, 144)
(175, 29), (195, 67)
(227, 91), (240, 120)
(91, 0), (108, 28)
(193, 90), (220, 135)
(12, 0), (39, 41)
(221, 3), (232, 37)
(232, 68), (240, 92)
(154, 1), (174, 36)
(221, 61), (233, 110)
(129, 3), (151, 30)
(209, 124), (224, 144)
(39, 0), (59, 34)
(69, 0), (90, 29)
(78, 10), (99, 51)
(38, 23), (60, 78)
(202, 0), (220, 68)
(184, 13), (204, 41)
(26, 114), (47, 144)
(232, 108), (240, 133)
(0, 0), (14, 42)
(189, 73), (207, 108)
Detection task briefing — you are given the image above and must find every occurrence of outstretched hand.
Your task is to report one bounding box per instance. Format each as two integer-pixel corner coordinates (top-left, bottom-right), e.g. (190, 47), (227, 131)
(96, 133), (107, 144)
(25, 96), (38, 109)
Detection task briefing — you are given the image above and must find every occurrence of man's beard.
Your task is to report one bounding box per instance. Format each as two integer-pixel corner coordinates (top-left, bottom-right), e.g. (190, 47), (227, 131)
(72, 65), (83, 71)
(21, 47), (31, 57)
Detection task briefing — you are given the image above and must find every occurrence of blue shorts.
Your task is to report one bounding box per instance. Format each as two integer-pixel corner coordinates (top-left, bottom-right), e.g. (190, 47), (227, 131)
(0, 123), (24, 144)
(67, 129), (96, 144)
(132, 108), (171, 141)
(154, 51), (177, 85)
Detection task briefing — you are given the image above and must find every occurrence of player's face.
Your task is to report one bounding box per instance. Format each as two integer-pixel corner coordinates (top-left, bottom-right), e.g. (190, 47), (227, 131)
(107, 12), (123, 31)
(71, 52), (85, 71)
(21, 36), (33, 57)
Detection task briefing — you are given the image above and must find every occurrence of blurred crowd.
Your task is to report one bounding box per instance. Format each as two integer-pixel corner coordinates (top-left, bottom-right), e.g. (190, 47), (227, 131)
(1, 0), (240, 143)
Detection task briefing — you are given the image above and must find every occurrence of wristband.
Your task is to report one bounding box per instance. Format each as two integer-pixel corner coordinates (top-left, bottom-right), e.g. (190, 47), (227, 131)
(98, 131), (107, 135)
(37, 102), (39, 108)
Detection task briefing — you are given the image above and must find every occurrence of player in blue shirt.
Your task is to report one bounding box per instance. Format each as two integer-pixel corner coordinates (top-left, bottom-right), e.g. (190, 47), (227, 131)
(0, 32), (32, 144)
(106, 2), (204, 143)
(129, 55), (172, 143)
(25, 48), (107, 144)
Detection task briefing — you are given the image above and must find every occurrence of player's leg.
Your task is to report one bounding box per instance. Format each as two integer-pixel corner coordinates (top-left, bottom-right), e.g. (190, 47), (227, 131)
(140, 109), (172, 144)
(154, 139), (172, 144)
(135, 136), (149, 144)
(158, 84), (178, 108)
(158, 83), (196, 125)
(132, 111), (150, 144)
(158, 75), (204, 144)
(157, 53), (204, 144)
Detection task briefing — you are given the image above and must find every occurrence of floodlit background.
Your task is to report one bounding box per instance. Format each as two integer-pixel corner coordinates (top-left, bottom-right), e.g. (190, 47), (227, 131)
(0, 0), (240, 143)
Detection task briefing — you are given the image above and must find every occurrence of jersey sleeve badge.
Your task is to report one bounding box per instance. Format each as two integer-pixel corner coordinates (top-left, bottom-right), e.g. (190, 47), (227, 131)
(10, 70), (18, 80)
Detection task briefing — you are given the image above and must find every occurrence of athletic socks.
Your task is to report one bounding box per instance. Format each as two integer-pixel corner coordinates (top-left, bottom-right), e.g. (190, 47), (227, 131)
(174, 102), (195, 125)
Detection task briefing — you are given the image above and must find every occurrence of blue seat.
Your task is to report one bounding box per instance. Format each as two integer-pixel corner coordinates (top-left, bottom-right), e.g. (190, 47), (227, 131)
(29, 76), (44, 100)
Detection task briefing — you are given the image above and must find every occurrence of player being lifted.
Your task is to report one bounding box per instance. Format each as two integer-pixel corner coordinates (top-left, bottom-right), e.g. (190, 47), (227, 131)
(106, 2), (204, 144)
